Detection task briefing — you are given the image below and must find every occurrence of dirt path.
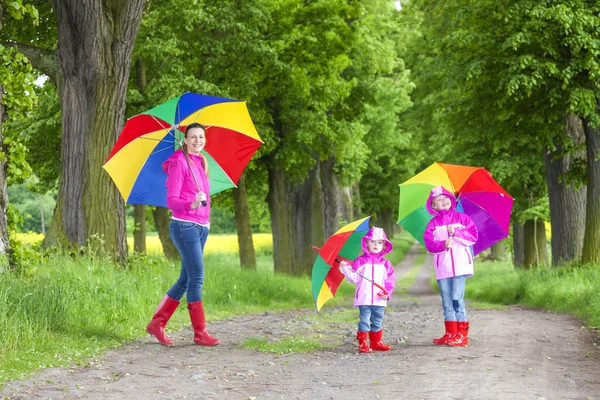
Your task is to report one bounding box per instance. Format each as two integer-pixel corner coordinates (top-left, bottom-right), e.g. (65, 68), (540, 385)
(2, 245), (599, 400)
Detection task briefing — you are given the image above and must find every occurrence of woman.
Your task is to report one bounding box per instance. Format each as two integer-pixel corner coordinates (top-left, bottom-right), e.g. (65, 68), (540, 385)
(146, 122), (219, 346)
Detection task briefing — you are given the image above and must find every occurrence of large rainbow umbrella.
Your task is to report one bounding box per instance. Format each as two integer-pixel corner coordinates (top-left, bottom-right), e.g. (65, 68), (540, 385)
(398, 162), (513, 256)
(311, 216), (371, 313)
(103, 92), (263, 206)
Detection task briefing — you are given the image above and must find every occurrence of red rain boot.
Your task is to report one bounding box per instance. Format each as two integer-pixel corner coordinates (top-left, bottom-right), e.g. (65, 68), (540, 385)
(146, 295), (180, 345)
(188, 301), (220, 346)
(369, 330), (392, 351)
(447, 321), (469, 347)
(357, 332), (372, 353)
(433, 321), (456, 345)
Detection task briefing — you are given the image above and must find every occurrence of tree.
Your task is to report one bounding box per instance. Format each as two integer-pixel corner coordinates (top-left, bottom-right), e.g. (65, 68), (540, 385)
(41, 0), (146, 261)
(405, 0), (600, 265)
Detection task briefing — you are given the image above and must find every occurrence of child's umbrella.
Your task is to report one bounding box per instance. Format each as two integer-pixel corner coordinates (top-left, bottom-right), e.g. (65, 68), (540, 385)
(311, 247), (388, 295)
(311, 216), (374, 313)
(398, 162), (513, 256)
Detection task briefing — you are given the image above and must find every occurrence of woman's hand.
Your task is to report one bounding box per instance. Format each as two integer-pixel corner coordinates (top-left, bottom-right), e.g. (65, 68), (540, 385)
(191, 191), (207, 209)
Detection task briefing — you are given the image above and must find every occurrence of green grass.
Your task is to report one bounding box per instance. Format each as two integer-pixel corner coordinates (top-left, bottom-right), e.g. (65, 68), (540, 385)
(0, 232), (416, 384)
(466, 260), (600, 328)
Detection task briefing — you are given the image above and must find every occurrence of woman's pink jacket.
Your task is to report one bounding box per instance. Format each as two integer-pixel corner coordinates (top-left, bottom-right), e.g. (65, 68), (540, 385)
(162, 149), (211, 225)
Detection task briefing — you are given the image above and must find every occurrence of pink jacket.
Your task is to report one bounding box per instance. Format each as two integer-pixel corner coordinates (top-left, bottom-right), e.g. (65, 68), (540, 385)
(162, 149), (211, 225)
(423, 186), (478, 280)
(341, 227), (396, 307)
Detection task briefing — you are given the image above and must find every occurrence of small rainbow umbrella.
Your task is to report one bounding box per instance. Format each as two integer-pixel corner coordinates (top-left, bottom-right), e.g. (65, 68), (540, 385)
(103, 92), (263, 206)
(398, 162), (513, 256)
(311, 216), (371, 313)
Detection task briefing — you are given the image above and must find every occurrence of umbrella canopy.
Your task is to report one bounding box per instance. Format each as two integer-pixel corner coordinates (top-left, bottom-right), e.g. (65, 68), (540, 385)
(398, 162), (513, 256)
(311, 216), (371, 313)
(103, 92), (263, 207)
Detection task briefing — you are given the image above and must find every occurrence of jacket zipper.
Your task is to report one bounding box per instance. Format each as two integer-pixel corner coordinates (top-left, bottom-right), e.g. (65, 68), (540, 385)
(450, 248), (456, 276)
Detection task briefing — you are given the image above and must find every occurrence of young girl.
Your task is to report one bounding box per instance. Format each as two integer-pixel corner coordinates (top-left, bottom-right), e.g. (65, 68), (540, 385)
(423, 185), (478, 347)
(339, 227), (396, 353)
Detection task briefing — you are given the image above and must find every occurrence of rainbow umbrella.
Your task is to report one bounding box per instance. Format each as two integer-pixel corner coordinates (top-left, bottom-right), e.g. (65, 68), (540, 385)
(103, 92), (263, 206)
(311, 216), (371, 313)
(398, 162), (513, 256)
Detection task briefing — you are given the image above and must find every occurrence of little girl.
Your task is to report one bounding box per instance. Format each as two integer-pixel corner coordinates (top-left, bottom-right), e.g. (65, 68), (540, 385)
(424, 185), (478, 347)
(339, 227), (396, 353)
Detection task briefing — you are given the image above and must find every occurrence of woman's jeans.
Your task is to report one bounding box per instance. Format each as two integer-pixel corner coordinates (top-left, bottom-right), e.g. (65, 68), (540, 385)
(358, 305), (385, 332)
(437, 275), (467, 322)
(167, 220), (208, 303)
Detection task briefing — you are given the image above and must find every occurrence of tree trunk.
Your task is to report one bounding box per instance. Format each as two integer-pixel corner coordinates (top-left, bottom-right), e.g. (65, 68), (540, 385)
(338, 186), (353, 224)
(152, 207), (179, 260)
(543, 114), (587, 266)
(490, 241), (506, 261)
(267, 167), (293, 273)
(0, 82), (10, 266)
(523, 219), (548, 268)
(320, 158), (339, 239)
(512, 222), (524, 267)
(43, 0), (145, 261)
(133, 204), (146, 254)
(267, 162), (326, 276)
(582, 114), (600, 264)
(233, 173), (256, 269)
(352, 181), (362, 219)
(377, 207), (395, 240)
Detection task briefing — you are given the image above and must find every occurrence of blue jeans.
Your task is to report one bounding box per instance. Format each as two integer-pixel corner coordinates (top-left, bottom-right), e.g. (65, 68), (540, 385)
(437, 275), (467, 322)
(358, 305), (385, 332)
(166, 220), (209, 303)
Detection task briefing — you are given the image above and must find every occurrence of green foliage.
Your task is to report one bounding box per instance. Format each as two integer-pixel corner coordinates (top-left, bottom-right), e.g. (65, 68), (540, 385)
(402, 0), (600, 220)
(6, 183), (55, 233)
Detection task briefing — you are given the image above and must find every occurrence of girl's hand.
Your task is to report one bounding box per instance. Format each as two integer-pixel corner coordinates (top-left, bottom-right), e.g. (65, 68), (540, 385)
(377, 291), (389, 300)
(339, 260), (350, 271)
(447, 224), (455, 236)
(444, 237), (453, 249)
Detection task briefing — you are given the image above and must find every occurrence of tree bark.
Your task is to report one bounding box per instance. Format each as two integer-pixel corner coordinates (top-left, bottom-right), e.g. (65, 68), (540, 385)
(267, 162), (326, 276)
(512, 222), (524, 267)
(152, 207), (179, 260)
(133, 204), (146, 254)
(320, 158), (339, 239)
(44, 0), (145, 261)
(543, 114), (587, 266)
(352, 181), (362, 219)
(523, 219), (548, 268)
(377, 207), (395, 240)
(338, 186), (353, 224)
(582, 113), (600, 264)
(267, 167), (293, 273)
(490, 241), (506, 261)
(233, 173), (256, 269)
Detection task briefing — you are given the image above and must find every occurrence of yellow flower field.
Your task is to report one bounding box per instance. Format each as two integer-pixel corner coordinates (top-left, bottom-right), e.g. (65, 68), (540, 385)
(14, 232), (273, 256)
(127, 233), (273, 255)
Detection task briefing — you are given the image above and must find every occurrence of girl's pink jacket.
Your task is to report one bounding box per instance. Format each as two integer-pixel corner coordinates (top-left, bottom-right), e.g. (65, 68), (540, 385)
(162, 149), (211, 225)
(423, 186), (478, 280)
(340, 227), (396, 307)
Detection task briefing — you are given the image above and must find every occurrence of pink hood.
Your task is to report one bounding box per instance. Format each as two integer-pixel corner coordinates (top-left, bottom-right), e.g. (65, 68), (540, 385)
(361, 227), (393, 257)
(425, 185), (457, 217)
